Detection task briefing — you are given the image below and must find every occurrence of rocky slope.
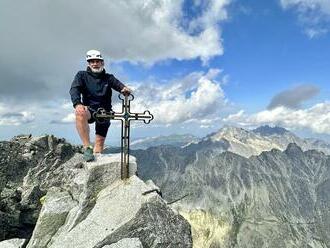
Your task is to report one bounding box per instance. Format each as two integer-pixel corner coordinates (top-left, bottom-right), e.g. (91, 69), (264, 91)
(133, 143), (330, 247)
(0, 135), (192, 248)
(0, 135), (79, 242)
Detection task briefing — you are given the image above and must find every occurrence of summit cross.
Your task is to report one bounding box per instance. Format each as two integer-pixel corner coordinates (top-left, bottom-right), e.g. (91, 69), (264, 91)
(93, 94), (154, 179)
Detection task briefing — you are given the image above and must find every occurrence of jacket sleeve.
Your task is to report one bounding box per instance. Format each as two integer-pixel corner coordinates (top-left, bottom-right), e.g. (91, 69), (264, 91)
(109, 74), (125, 92)
(69, 72), (83, 108)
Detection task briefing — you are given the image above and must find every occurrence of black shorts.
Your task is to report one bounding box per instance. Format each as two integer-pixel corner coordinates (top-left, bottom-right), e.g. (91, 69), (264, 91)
(87, 107), (111, 138)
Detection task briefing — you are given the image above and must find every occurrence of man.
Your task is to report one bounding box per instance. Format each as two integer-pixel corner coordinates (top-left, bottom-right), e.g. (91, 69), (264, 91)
(70, 49), (131, 161)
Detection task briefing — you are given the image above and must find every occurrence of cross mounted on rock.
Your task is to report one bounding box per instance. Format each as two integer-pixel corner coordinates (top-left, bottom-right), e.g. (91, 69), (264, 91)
(93, 94), (154, 180)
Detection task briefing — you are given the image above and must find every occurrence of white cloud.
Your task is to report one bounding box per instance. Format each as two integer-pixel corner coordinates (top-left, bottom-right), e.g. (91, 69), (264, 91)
(0, 0), (230, 65)
(281, 0), (330, 15)
(0, 110), (35, 126)
(0, 104), (5, 115)
(223, 110), (248, 126)
(187, 0), (229, 39)
(61, 113), (75, 124)
(152, 77), (223, 123)
(0, 100), (73, 126)
(280, 0), (330, 37)
(223, 102), (330, 134)
(61, 101), (73, 110)
(128, 69), (227, 124)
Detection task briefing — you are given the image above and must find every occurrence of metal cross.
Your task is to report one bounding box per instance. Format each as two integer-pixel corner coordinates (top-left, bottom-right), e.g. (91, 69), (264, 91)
(93, 94), (154, 179)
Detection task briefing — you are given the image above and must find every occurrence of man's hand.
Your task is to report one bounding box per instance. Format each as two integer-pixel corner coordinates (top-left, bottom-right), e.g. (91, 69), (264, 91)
(121, 86), (132, 96)
(75, 104), (87, 115)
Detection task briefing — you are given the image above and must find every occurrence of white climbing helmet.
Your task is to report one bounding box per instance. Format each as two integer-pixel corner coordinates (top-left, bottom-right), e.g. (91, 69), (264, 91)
(86, 49), (103, 61)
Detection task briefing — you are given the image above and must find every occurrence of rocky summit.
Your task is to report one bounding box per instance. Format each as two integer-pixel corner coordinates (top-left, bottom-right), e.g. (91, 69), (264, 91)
(0, 135), (192, 248)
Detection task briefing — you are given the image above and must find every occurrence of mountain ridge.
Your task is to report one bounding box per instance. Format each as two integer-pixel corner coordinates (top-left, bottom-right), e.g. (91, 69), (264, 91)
(133, 142), (330, 247)
(132, 125), (330, 157)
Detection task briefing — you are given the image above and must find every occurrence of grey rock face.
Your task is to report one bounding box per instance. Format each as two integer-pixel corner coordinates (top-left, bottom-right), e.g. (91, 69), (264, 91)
(94, 194), (192, 248)
(25, 153), (138, 247)
(0, 135), (79, 241)
(0, 238), (26, 248)
(25, 155), (191, 248)
(104, 238), (143, 248)
(26, 189), (78, 248)
(134, 143), (330, 247)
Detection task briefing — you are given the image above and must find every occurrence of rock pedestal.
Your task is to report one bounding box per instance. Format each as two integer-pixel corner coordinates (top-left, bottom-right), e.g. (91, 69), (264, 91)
(24, 153), (192, 248)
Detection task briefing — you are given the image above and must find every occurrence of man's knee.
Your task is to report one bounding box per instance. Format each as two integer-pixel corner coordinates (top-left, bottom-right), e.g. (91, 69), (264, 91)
(75, 109), (91, 121)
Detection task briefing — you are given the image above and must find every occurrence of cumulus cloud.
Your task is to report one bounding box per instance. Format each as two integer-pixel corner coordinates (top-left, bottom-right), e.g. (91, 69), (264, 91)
(267, 84), (320, 109)
(0, 103), (34, 126)
(224, 102), (330, 134)
(186, 0), (229, 34)
(128, 68), (227, 124)
(0, 0), (230, 101)
(0, 99), (73, 126)
(51, 113), (75, 124)
(280, 0), (330, 37)
(280, 0), (330, 15)
(57, 68), (227, 125)
(0, 111), (35, 126)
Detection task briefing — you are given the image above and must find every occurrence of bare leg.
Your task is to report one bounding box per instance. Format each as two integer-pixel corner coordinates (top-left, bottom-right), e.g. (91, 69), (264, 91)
(94, 135), (105, 153)
(75, 107), (92, 147)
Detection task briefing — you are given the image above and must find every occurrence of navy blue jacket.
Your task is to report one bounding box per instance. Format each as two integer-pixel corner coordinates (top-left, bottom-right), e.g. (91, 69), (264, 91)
(69, 67), (125, 111)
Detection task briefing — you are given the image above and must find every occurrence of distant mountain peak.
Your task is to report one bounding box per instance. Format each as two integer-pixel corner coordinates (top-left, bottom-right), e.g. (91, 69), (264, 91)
(285, 142), (303, 155)
(209, 125), (249, 138)
(253, 125), (289, 136)
(200, 125), (330, 158)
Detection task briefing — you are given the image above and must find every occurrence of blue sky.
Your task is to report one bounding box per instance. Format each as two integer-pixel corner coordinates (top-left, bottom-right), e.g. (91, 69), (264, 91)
(117, 0), (329, 111)
(0, 0), (329, 145)
(220, 0), (330, 110)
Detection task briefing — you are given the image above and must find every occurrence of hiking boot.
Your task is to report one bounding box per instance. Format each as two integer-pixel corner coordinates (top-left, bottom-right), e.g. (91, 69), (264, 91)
(83, 145), (95, 162)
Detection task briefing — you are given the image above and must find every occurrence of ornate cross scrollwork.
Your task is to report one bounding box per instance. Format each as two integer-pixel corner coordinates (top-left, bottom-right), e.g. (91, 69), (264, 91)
(93, 94), (154, 179)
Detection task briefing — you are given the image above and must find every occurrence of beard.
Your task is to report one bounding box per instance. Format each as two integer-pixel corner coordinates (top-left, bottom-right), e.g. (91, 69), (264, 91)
(90, 66), (104, 73)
